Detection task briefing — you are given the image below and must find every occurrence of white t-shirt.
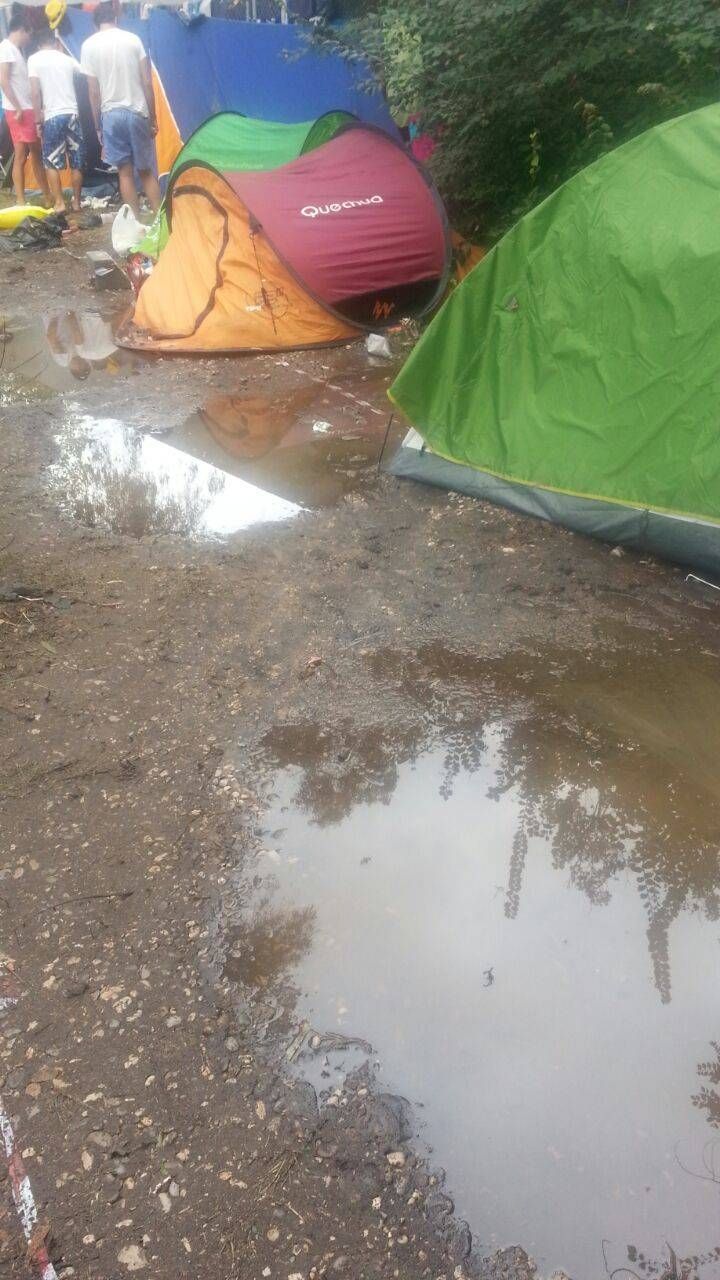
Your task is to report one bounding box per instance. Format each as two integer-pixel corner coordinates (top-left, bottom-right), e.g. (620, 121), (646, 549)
(0, 39), (32, 112)
(44, 313), (117, 368)
(80, 27), (148, 117)
(27, 48), (83, 121)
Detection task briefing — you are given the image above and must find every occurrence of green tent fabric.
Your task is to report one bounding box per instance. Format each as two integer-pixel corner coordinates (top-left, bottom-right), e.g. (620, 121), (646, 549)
(171, 109), (356, 176)
(138, 110), (355, 259)
(389, 103), (720, 574)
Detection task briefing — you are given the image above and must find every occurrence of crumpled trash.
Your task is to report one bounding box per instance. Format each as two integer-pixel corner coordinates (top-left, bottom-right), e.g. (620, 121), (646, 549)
(312, 420), (332, 434)
(365, 332), (392, 359)
(76, 210), (102, 230)
(0, 213), (65, 252)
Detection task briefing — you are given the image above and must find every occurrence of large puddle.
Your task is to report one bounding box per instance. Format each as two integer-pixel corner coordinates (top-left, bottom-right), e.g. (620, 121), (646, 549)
(236, 643), (720, 1279)
(2, 312), (394, 534)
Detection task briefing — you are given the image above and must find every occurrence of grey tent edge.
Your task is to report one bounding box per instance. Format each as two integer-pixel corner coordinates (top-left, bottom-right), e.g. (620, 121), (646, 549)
(389, 430), (720, 578)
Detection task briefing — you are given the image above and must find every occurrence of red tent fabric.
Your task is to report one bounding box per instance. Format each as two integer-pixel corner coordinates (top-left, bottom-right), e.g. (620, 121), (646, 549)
(184, 125), (450, 326)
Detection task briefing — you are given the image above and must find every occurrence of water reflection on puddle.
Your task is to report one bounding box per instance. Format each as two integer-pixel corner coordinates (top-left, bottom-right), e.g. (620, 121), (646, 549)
(1, 311), (126, 400)
(166, 378), (391, 509)
(50, 416), (301, 538)
(240, 644), (720, 1279)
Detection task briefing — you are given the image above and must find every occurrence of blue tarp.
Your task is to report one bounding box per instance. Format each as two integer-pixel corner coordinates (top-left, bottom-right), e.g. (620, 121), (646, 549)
(64, 9), (396, 141)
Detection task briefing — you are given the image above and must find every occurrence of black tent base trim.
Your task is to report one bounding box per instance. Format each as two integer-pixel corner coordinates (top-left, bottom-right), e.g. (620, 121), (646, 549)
(388, 431), (720, 578)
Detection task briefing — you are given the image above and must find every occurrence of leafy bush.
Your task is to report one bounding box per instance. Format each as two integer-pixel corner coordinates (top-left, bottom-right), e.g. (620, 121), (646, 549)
(315, 0), (720, 239)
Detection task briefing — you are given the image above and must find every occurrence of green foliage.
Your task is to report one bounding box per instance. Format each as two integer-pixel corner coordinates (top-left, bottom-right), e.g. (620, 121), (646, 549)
(316, 0), (720, 239)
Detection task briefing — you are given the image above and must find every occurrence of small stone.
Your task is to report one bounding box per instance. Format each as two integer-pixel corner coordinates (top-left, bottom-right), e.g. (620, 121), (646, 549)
(165, 1016), (182, 1029)
(386, 1152), (405, 1167)
(158, 1192), (172, 1214)
(267, 1227), (280, 1242)
(225, 1036), (239, 1053)
(81, 1151), (93, 1172)
(117, 1244), (147, 1271)
(63, 979), (89, 999)
(88, 1130), (112, 1149)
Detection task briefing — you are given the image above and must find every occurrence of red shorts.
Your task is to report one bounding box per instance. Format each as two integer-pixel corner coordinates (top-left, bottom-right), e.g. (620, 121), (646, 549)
(6, 108), (38, 146)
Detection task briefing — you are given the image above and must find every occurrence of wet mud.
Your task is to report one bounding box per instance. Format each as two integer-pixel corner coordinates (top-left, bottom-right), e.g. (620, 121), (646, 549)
(2, 236), (720, 1280)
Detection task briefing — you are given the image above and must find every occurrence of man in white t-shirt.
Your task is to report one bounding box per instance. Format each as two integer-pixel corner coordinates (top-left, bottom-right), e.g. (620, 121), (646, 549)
(81, 0), (160, 216)
(28, 24), (86, 214)
(0, 14), (51, 208)
(45, 311), (117, 379)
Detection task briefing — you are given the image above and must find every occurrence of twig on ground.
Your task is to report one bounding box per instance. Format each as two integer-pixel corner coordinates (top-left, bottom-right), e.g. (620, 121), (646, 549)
(54, 890), (134, 908)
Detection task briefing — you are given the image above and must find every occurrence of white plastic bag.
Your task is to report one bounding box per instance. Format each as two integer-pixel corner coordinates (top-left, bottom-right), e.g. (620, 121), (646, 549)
(111, 204), (146, 256)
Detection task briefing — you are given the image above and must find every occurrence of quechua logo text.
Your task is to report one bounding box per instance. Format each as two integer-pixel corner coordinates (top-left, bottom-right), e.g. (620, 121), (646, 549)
(300, 196), (384, 218)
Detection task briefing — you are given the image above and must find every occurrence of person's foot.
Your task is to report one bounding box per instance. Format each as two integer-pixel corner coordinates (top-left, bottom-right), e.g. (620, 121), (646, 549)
(53, 204), (66, 215)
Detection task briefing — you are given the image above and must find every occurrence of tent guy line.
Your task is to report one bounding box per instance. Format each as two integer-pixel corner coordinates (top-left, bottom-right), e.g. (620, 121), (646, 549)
(271, 357), (386, 417)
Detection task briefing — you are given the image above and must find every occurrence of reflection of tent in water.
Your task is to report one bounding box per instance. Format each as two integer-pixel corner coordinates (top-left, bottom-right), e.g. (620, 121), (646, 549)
(165, 384), (385, 508)
(120, 126), (450, 355)
(390, 104), (720, 575)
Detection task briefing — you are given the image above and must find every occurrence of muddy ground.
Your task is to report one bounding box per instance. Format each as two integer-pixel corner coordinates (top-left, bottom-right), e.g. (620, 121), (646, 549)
(1, 230), (719, 1280)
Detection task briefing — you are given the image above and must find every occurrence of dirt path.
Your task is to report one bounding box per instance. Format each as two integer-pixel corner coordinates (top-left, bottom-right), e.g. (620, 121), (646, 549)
(1, 234), (718, 1280)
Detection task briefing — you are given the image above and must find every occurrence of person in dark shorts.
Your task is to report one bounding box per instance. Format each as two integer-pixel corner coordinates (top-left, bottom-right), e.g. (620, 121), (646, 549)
(80, 0), (160, 216)
(28, 15), (86, 213)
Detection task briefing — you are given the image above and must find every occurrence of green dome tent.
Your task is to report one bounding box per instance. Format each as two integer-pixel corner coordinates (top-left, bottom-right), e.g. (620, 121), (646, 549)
(139, 110), (356, 259)
(389, 103), (720, 576)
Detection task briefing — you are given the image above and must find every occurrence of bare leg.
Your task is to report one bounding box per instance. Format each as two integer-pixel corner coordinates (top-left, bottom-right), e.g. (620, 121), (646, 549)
(12, 142), (28, 206)
(138, 168), (161, 214)
(117, 162), (140, 216)
(29, 142), (52, 206)
(46, 167), (65, 214)
(70, 167), (83, 212)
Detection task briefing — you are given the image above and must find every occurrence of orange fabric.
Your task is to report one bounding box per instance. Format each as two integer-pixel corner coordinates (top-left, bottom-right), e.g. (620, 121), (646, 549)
(25, 150), (44, 189)
(451, 229), (485, 283)
(151, 66), (182, 179)
(126, 165), (359, 354)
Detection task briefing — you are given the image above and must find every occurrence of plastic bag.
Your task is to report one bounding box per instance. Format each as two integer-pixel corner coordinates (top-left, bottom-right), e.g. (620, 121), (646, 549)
(111, 204), (146, 256)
